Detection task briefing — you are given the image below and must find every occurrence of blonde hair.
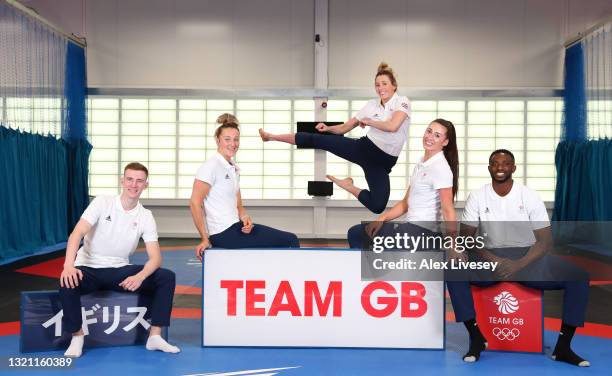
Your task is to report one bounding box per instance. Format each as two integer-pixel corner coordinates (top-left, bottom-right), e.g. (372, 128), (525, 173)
(376, 62), (397, 89)
(214, 113), (240, 138)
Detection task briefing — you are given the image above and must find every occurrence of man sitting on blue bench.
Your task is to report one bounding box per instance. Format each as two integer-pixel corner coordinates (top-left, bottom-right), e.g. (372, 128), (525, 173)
(446, 149), (590, 366)
(59, 162), (180, 357)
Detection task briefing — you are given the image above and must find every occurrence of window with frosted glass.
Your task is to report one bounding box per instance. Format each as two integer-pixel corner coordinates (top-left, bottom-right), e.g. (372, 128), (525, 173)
(83, 96), (564, 202)
(4, 97), (62, 135)
(88, 98), (120, 196)
(292, 100), (315, 199)
(177, 99), (208, 198)
(587, 99), (612, 139)
(525, 100), (562, 202)
(324, 100), (351, 199)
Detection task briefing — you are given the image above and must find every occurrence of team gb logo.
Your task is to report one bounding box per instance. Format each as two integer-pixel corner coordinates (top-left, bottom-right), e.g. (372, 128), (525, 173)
(493, 291), (519, 314)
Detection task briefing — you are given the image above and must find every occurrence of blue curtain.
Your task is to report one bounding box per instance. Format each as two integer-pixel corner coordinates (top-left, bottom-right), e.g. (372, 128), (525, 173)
(554, 33), (612, 222)
(64, 42), (87, 143)
(66, 140), (92, 234)
(0, 128), (68, 260)
(0, 3), (90, 261)
(561, 43), (587, 142)
(553, 139), (612, 221)
(64, 42), (92, 232)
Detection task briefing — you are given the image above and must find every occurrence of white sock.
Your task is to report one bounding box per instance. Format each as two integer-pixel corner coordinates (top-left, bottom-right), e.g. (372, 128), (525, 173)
(64, 335), (84, 358)
(146, 335), (180, 353)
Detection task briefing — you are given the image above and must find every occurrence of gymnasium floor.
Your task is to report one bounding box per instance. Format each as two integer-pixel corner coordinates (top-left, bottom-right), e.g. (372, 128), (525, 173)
(1, 240), (610, 375)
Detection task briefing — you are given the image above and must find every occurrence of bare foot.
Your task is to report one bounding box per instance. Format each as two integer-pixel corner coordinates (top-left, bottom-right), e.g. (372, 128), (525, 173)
(326, 175), (355, 191)
(259, 128), (270, 142)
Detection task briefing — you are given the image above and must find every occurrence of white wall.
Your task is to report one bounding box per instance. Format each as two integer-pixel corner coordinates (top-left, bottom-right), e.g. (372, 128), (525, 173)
(329, 0), (612, 89)
(21, 0), (612, 89)
(330, 0), (562, 88)
(18, 0), (85, 37)
(84, 0), (314, 89)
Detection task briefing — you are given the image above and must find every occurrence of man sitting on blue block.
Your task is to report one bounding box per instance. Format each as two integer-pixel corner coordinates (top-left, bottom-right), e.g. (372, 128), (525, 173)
(59, 162), (180, 357)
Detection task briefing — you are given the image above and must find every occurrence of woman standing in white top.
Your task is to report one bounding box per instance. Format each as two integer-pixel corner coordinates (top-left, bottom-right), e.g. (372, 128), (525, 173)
(190, 114), (299, 259)
(259, 62), (411, 214)
(348, 118), (459, 247)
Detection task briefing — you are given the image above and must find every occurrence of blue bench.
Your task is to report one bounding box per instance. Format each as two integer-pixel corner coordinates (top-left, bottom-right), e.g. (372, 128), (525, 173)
(20, 290), (167, 353)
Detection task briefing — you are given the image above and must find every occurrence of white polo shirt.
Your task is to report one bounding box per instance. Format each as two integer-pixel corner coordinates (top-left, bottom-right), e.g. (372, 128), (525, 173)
(195, 152), (240, 235)
(75, 195), (158, 268)
(462, 182), (550, 248)
(406, 151), (453, 222)
(355, 93), (411, 157)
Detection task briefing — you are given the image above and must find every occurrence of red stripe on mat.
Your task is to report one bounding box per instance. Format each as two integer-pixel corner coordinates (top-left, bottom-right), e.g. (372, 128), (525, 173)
(171, 308), (201, 319)
(560, 256), (612, 282)
(446, 311), (456, 322)
(544, 317), (612, 338)
(15, 257), (64, 278)
(0, 321), (20, 336)
(300, 243), (349, 248)
(590, 280), (612, 286)
(3, 314), (611, 337)
(175, 285), (202, 295)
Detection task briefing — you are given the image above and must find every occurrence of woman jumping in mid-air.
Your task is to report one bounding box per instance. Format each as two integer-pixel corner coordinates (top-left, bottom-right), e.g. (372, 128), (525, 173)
(259, 62), (410, 214)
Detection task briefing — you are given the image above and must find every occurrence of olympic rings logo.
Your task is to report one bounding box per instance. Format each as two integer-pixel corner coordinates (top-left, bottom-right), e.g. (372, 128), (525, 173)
(492, 327), (520, 341)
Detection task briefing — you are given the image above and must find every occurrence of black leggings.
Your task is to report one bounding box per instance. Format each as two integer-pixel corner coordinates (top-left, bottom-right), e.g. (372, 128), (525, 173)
(296, 133), (397, 214)
(210, 221), (300, 248)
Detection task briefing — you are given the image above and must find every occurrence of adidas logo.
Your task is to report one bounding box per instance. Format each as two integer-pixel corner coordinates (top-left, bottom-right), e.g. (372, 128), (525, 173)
(225, 174), (230, 179)
(105, 215), (112, 222)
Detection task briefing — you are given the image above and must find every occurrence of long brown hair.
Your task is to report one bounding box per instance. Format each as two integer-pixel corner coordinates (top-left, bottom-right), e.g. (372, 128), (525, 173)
(432, 118), (459, 199)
